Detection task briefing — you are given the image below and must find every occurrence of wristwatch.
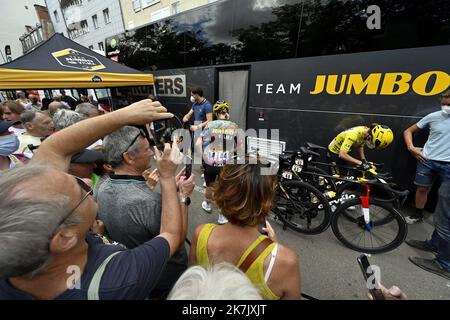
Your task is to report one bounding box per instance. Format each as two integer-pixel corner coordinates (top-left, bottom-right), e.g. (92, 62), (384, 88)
(180, 196), (191, 206)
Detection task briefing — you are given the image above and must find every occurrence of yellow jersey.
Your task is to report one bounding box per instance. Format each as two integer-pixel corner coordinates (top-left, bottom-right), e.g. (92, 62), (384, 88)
(328, 126), (368, 154)
(196, 223), (280, 300)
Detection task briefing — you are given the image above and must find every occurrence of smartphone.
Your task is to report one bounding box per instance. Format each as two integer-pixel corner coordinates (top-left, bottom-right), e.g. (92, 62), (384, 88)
(185, 164), (192, 179)
(357, 254), (385, 300)
(184, 154), (192, 178)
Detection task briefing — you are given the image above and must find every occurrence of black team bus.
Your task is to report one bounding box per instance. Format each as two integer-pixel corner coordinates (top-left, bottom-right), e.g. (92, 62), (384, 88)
(105, 0), (450, 198)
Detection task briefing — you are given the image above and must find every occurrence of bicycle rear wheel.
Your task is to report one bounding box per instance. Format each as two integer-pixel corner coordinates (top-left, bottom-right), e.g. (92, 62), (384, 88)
(331, 198), (407, 254)
(274, 180), (331, 235)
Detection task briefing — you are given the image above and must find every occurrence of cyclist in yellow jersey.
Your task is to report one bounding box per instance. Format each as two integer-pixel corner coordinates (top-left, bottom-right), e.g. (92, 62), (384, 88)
(328, 124), (394, 170)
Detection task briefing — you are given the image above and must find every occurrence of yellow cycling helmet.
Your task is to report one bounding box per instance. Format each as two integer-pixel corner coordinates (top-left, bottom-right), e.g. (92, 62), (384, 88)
(369, 124), (394, 149)
(213, 100), (230, 113)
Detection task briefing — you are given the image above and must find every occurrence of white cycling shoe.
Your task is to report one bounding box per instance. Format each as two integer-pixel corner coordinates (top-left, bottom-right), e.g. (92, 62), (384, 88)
(202, 201), (212, 213)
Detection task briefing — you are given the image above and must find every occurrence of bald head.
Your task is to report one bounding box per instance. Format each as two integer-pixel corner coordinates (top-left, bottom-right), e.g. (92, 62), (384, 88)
(29, 95), (38, 104)
(48, 101), (64, 117)
(75, 103), (99, 118)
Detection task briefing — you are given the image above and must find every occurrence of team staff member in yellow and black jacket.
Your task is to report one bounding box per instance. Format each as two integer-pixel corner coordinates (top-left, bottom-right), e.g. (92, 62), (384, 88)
(328, 124), (394, 171)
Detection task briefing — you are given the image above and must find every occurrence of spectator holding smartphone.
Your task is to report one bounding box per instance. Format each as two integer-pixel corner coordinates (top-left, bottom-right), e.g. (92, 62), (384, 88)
(96, 123), (195, 298)
(0, 100), (190, 300)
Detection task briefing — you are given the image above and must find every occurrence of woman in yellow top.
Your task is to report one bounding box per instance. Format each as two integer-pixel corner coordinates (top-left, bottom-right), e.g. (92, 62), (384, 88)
(189, 159), (301, 300)
(328, 124), (394, 170)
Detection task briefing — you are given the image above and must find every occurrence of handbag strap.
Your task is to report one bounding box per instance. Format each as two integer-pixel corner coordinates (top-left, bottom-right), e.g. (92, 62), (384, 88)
(239, 237), (273, 273)
(87, 251), (121, 300)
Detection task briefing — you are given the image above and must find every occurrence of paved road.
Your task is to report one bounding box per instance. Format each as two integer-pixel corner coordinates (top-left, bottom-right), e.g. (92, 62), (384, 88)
(178, 165), (450, 300)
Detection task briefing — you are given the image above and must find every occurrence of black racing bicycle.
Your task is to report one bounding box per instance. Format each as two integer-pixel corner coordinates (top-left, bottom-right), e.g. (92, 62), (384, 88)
(271, 151), (332, 235)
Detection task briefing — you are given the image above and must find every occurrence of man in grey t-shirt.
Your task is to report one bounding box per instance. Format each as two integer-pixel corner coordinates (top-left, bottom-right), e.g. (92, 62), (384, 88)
(403, 90), (450, 224)
(96, 125), (190, 298)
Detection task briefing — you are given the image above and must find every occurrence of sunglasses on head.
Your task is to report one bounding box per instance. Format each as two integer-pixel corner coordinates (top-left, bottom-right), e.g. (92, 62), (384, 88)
(125, 128), (147, 152)
(69, 177), (93, 214)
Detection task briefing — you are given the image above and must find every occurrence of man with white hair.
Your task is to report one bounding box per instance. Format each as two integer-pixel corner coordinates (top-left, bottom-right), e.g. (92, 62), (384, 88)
(96, 123), (194, 298)
(0, 99), (195, 300)
(52, 109), (84, 132)
(15, 111), (53, 158)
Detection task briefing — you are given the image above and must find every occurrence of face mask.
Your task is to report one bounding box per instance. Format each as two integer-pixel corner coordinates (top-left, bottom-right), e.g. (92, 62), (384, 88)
(442, 105), (450, 115)
(190, 96), (196, 103)
(366, 141), (375, 149)
(0, 134), (19, 156)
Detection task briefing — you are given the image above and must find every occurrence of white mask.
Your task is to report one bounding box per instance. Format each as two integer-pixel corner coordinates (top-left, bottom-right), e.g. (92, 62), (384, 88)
(190, 96), (196, 103)
(0, 134), (20, 156)
(366, 141), (375, 149)
(442, 105), (450, 115)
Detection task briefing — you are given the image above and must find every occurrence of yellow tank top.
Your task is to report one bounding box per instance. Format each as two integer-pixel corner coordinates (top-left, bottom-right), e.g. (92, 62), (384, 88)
(196, 223), (280, 300)
(328, 126), (368, 154)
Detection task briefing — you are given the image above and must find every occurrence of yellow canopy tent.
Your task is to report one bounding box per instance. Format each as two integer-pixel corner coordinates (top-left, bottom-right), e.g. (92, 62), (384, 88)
(0, 33), (153, 89)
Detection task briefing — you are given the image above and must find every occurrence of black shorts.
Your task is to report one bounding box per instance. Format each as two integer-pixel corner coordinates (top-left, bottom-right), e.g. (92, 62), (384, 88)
(328, 152), (352, 175)
(203, 163), (222, 186)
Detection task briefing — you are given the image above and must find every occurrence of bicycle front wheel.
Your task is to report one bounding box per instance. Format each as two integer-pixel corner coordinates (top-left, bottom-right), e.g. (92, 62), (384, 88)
(331, 198), (407, 254)
(274, 180), (331, 235)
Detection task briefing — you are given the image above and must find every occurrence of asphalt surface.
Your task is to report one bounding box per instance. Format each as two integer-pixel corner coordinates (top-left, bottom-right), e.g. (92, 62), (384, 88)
(182, 165), (450, 300)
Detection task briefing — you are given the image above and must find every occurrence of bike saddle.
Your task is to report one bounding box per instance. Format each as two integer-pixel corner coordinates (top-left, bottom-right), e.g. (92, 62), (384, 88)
(299, 146), (320, 158)
(306, 142), (327, 151)
(376, 172), (393, 179)
(390, 189), (410, 197)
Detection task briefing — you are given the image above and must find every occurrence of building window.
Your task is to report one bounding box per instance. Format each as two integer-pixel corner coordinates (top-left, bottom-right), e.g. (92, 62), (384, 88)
(172, 1), (179, 14)
(98, 42), (104, 51)
(89, 45), (94, 49)
(92, 14), (98, 29)
(63, 0), (83, 7)
(151, 6), (170, 22)
(132, 0), (141, 12)
(69, 29), (78, 39)
(80, 20), (89, 34)
(103, 8), (111, 24)
(142, 0), (160, 9)
(53, 10), (60, 23)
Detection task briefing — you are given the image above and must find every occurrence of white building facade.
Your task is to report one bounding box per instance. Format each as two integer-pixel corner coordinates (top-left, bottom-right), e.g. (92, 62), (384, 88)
(120, 0), (220, 31)
(0, 0), (48, 62)
(45, 0), (125, 52)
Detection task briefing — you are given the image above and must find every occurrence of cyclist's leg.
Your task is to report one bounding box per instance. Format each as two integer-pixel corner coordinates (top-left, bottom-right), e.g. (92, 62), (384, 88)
(202, 163), (222, 215)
